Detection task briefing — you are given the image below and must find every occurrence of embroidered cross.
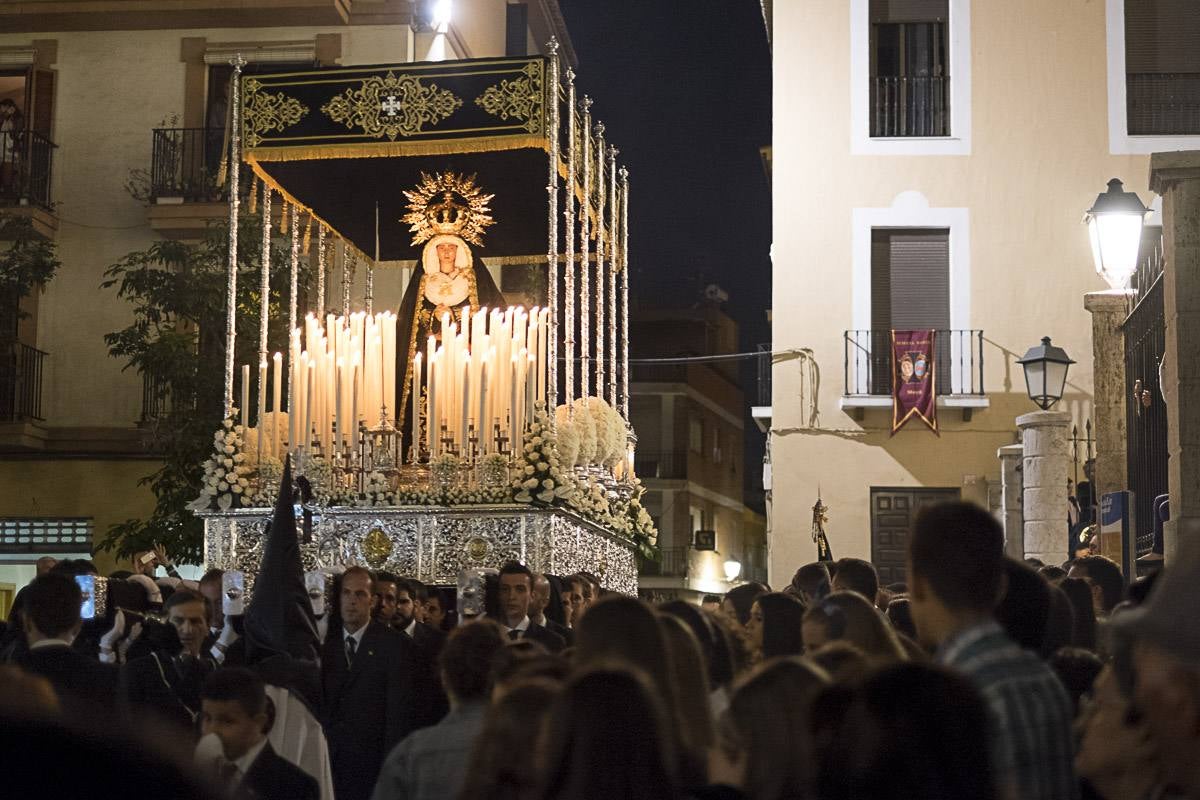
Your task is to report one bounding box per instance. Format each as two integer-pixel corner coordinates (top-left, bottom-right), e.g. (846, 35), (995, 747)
(381, 95), (403, 117)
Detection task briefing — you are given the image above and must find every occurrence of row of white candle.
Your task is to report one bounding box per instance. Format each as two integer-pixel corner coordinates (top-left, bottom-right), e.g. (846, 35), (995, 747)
(419, 305), (549, 459)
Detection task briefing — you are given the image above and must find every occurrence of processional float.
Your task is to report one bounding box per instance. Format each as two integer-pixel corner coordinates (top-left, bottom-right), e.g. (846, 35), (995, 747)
(194, 44), (653, 596)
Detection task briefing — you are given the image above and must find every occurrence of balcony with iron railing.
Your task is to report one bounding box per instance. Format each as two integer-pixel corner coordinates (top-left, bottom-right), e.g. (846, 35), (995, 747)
(639, 545), (690, 578)
(0, 341), (47, 422)
(0, 130), (55, 209)
(871, 75), (950, 138)
(842, 329), (987, 419)
(634, 450), (688, 481)
(146, 127), (249, 239)
(1127, 73), (1200, 136)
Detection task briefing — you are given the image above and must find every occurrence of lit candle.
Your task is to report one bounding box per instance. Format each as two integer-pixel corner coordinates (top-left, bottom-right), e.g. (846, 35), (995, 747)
(272, 353), (282, 458)
(510, 353), (519, 454)
(538, 309), (549, 404)
(257, 360), (268, 459)
(240, 365), (250, 429)
(351, 358), (360, 448)
(478, 360), (489, 455)
(411, 352), (422, 461)
(303, 362), (313, 456)
(335, 357), (344, 450)
(461, 358), (471, 454)
(427, 353), (437, 456)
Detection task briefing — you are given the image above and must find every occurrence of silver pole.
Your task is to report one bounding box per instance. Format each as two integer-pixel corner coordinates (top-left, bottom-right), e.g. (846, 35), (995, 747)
(595, 122), (606, 403)
(546, 39), (561, 424)
(608, 146), (619, 410)
(288, 204), (300, 450)
(223, 55), (244, 418)
(580, 96), (592, 404)
(317, 225), (327, 315)
(620, 166), (630, 421)
(564, 69), (577, 415)
(342, 246), (353, 317)
(258, 183), (272, 468)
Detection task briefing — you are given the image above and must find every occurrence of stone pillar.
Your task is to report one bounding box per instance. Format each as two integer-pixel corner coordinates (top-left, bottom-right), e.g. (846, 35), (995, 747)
(998, 443), (1025, 559)
(1084, 291), (1132, 506)
(1150, 152), (1200, 562)
(1017, 410), (1072, 565)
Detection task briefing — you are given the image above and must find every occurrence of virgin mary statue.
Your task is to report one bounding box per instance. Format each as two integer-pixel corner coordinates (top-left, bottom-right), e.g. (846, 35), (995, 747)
(395, 173), (506, 444)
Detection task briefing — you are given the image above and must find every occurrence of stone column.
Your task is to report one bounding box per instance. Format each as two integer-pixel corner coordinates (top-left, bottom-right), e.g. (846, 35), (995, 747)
(1150, 152), (1200, 562)
(998, 443), (1025, 559)
(1017, 410), (1072, 565)
(1084, 290), (1132, 504)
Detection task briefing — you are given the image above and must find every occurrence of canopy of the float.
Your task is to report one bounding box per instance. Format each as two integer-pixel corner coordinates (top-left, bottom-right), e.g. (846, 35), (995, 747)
(239, 55), (554, 260)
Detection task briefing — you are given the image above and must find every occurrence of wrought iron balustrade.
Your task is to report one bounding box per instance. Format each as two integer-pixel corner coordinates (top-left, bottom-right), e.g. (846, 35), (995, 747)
(871, 75), (950, 138)
(0, 341), (46, 421)
(640, 545), (690, 578)
(634, 450), (687, 480)
(150, 127), (230, 202)
(844, 329), (983, 396)
(1127, 73), (1200, 135)
(755, 342), (771, 407)
(0, 130), (56, 208)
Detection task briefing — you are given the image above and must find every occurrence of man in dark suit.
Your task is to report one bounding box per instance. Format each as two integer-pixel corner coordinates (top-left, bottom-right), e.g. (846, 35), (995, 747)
(531, 573), (574, 648)
(19, 572), (119, 713)
(200, 667), (318, 800)
(322, 566), (417, 800)
(120, 588), (215, 735)
(396, 577), (448, 729)
(497, 562), (565, 652)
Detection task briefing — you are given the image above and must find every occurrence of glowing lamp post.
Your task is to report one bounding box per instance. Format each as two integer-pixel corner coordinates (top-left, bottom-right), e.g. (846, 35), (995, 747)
(723, 556), (742, 583)
(1018, 337), (1074, 410)
(1086, 178), (1149, 291)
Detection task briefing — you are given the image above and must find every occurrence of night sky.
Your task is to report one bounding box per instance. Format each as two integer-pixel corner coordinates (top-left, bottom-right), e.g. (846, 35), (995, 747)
(559, 0), (773, 504)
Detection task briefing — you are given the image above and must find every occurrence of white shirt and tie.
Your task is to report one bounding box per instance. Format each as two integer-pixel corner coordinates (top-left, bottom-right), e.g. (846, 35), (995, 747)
(218, 736), (268, 791)
(403, 618), (418, 638)
(507, 615), (531, 641)
(344, 624), (367, 666)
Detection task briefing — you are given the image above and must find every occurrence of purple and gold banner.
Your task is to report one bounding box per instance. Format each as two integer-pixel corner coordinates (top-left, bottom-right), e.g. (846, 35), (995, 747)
(891, 329), (938, 435)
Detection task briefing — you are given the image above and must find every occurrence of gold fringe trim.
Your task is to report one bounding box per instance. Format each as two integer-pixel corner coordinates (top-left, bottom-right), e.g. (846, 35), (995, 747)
(302, 213), (313, 256)
(244, 134), (549, 163)
(280, 200), (290, 232)
(248, 174), (260, 214)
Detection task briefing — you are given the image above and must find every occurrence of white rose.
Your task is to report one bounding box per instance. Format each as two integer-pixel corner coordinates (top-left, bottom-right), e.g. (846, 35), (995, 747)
(223, 419), (233, 430)
(233, 453), (245, 463)
(223, 445), (235, 455)
(218, 480), (229, 491)
(231, 484), (243, 494)
(523, 478), (539, 490)
(524, 466), (535, 475)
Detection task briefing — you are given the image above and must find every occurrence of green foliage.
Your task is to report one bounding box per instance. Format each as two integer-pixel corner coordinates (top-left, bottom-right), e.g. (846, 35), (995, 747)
(0, 212), (61, 318)
(99, 215), (308, 563)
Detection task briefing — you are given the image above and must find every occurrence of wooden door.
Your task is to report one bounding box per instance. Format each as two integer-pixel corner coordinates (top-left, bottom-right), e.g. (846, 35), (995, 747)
(870, 486), (960, 586)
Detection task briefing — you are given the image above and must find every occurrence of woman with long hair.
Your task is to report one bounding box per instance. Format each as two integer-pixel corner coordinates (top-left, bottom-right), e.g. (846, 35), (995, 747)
(574, 595), (703, 790)
(801, 591), (906, 662)
(746, 592), (806, 661)
(659, 613), (715, 777)
(710, 657), (829, 800)
(1060, 575), (1098, 651)
(458, 679), (560, 800)
(536, 667), (678, 800)
(815, 663), (995, 800)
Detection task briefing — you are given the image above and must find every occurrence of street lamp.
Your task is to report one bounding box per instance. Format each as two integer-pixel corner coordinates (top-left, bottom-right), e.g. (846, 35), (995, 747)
(723, 556), (742, 583)
(1018, 337), (1075, 410)
(1086, 178), (1149, 291)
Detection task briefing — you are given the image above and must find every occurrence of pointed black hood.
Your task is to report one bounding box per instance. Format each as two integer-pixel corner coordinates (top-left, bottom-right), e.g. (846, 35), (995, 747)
(244, 457), (322, 665)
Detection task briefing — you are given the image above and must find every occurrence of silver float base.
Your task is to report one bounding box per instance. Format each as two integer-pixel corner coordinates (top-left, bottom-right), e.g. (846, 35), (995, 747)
(199, 505), (638, 595)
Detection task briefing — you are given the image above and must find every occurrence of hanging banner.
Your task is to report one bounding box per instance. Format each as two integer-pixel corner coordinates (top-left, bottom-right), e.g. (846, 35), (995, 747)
(891, 329), (938, 435)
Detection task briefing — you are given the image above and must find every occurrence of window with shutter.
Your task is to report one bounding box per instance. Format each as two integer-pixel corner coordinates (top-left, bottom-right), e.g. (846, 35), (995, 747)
(869, 0), (949, 137)
(1125, 0), (1200, 135)
(870, 229), (950, 393)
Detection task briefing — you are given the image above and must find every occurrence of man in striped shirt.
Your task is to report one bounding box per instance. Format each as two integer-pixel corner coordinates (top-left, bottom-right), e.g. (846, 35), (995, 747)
(908, 502), (1078, 800)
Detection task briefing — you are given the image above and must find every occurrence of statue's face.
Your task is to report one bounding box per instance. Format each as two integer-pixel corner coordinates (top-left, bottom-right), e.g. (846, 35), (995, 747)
(436, 243), (457, 272)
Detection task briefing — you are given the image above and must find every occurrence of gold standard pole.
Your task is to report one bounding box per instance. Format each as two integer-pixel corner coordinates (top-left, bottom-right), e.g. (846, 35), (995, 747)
(595, 121), (606, 402)
(564, 69), (577, 416)
(608, 146), (619, 410)
(224, 55), (245, 418)
(580, 96), (592, 404)
(546, 39), (561, 426)
(258, 184), (272, 467)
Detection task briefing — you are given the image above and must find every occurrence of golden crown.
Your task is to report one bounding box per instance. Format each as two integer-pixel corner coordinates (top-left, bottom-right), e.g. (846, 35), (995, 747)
(402, 172), (495, 246)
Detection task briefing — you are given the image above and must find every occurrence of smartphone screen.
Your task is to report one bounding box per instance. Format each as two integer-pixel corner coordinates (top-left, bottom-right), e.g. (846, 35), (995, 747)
(75, 575), (96, 620)
(139, 552), (157, 565)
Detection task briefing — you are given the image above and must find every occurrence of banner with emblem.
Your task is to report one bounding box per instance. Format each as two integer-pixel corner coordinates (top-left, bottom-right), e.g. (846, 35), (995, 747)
(891, 329), (938, 435)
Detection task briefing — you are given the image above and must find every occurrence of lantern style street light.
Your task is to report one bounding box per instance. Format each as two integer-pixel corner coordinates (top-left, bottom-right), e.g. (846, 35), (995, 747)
(1085, 178), (1149, 291)
(723, 556), (743, 583)
(1018, 337), (1075, 410)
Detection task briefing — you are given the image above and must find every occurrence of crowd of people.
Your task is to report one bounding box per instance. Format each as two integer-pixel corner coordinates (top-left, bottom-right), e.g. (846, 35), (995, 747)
(2, 500), (1199, 799)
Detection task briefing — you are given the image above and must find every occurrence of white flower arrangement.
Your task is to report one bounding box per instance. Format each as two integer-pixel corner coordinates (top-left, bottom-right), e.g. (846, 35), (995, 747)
(362, 470), (397, 507)
(514, 404), (573, 504)
(189, 410), (255, 511)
